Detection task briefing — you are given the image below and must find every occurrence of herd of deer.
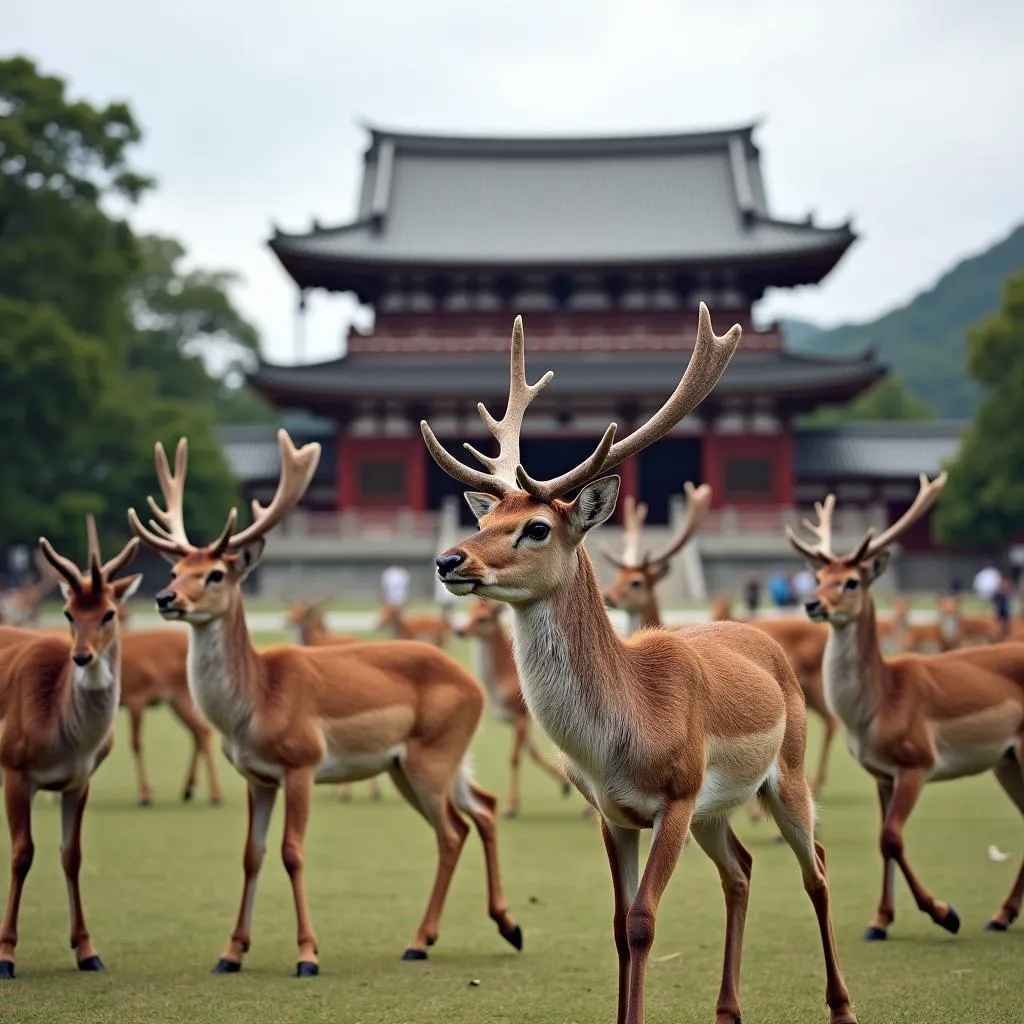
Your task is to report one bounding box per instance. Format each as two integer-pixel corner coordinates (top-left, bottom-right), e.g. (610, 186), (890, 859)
(1, 304), (1022, 1024)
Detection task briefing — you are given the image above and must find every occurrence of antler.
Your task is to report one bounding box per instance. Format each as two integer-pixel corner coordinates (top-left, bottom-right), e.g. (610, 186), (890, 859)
(785, 494), (837, 565)
(39, 516), (139, 596)
(861, 472), (947, 561)
(516, 303), (741, 501)
(599, 496), (649, 569)
(38, 538), (83, 595)
(128, 438), (193, 557)
(421, 316), (553, 496)
(647, 482), (712, 567)
(220, 429), (321, 552)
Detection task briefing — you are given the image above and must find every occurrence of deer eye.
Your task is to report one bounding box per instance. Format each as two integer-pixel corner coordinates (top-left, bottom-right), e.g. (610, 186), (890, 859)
(102, 609), (116, 624)
(521, 521), (550, 543)
(843, 578), (859, 592)
(206, 569), (225, 586)
(629, 579), (644, 589)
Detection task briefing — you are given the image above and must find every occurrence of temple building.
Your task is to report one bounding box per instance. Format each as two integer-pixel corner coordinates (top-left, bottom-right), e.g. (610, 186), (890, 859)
(236, 124), (972, 598)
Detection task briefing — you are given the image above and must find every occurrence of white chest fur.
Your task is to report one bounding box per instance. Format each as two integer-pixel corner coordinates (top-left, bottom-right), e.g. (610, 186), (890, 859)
(822, 625), (873, 732)
(188, 622), (248, 737)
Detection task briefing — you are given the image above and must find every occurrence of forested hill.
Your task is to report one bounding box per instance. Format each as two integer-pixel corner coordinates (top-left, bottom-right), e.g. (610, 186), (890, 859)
(782, 223), (1024, 418)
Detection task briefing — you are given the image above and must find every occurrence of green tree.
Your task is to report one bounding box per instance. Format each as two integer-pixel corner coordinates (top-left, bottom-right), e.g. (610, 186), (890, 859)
(934, 269), (1024, 549)
(800, 374), (936, 426)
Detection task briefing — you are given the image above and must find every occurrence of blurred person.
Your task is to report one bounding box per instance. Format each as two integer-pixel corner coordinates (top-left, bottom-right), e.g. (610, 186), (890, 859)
(380, 561), (411, 610)
(768, 568), (791, 609)
(973, 563), (1001, 603)
(994, 574), (1014, 640)
(793, 566), (817, 604)
(743, 574), (761, 617)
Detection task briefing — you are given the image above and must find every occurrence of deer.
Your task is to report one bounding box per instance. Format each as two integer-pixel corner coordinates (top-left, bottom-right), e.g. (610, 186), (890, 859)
(422, 305), (857, 1024)
(127, 429), (521, 976)
(455, 598), (570, 817)
(787, 474), (1024, 942)
(0, 551), (59, 627)
(376, 602), (452, 646)
(119, 628), (223, 807)
(599, 486), (711, 634)
(0, 520), (141, 979)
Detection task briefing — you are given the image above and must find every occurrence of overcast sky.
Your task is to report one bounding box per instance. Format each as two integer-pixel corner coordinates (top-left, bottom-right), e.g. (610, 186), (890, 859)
(9, 1), (1024, 365)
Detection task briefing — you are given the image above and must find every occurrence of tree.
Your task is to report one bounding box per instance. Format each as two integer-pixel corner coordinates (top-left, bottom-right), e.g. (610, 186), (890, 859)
(799, 373), (936, 426)
(934, 270), (1024, 549)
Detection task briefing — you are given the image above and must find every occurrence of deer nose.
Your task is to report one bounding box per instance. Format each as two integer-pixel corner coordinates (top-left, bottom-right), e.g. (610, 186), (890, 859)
(155, 590), (176, 610)
(72, 651), (93, 667)
(804, 599), (822, 614)
(436, 553), (466, 577)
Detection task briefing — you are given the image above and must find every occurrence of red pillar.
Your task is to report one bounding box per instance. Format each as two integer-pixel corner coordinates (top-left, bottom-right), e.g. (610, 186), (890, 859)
(335, 423), (348, 509)
(617, 454), (639, 521)
(700, 426), (724, 508)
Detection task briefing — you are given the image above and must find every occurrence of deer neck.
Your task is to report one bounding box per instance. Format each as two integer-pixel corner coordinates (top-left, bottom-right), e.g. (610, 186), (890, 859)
(63, 635), (121, 752)
(472, 626), (516, 710)
(511, 548), (633, 775)
(822, 598), (886, 733)
(630, 590), (662, 634)
(937, 607), (960, 646)
(187, 598), (260, 737)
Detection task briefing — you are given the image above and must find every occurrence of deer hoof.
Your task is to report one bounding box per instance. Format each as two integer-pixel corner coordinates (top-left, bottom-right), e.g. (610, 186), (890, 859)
(210, 796), (222, 807)
(501, 925), (523, 951)
(938, 906), (961, 935)
(561, 781), (572, 797)
(501, 807), (519, 820)
(138, 797), (152, 808)
(181, 787), (194, 803)
(401, 948), (428, 961)
(212, 958), (242, 974)
(296, 961), (319, 978)
(77, 955), (104, 972)
(863, 926), (888, 941)
(0, 960), (14, 980)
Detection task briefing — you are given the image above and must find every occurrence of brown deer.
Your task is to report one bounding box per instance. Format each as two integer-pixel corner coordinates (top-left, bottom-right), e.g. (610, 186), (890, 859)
(376, 602), (452, 646)
(599, 485), (711, 634)
(0, 522), (140, 979)
(788, 475), (1024, 941)
(455, 598), (570, 817)
(423, 306), (857, 1024)
(0, 551), (59, 627)
(120, 629), (223, 807)
(128, 430), (520, 976)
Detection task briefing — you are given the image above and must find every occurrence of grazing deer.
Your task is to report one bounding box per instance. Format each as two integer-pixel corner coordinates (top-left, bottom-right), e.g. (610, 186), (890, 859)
(0, 522), (140, 979)
(120, 629), (223, 807)
(599, 486), (711, 634)
(788, 475), (1024, 941)
(0, 551), (59, 627)
(376, 603), (452, 646)
(285, 601), (379, 803)
(423, 306), (857, 1024)
(888, 596), (943, 653)
(455, 598), (570, 817)
(128, 430), (520, 976)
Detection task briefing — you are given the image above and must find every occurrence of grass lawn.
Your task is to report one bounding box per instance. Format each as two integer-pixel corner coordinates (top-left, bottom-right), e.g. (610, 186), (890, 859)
(0, 637), (1021, 1023)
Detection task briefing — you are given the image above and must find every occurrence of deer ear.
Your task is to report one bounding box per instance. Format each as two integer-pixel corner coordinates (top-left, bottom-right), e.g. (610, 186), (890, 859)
(864, 549), (891, 583)
(230, 537), (266, 581)
(649, 561), (672, 583)
(568, 476), (620, 536)
(112, 574), (143, 603)
(464, 492), (500, 522)
(58, 581), (73, 601)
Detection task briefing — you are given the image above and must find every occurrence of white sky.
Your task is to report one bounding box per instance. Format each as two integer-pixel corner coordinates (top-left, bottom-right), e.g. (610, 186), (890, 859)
(9, 0), (1024, 365)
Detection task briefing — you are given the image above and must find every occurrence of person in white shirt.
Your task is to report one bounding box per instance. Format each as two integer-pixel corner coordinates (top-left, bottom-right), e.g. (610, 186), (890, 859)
(973, 565), (1002, 603)
(381, 563), (411, 609)
(793, 568), (817, 603)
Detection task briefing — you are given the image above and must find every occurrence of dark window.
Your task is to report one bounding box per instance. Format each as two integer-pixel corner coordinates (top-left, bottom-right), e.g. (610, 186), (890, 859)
(359, 459), (405, 498)
(725, 458), (772, 496)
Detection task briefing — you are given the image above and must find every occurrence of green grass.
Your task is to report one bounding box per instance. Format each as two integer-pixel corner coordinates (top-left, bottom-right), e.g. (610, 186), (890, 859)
(1, 638), (1021, 1023)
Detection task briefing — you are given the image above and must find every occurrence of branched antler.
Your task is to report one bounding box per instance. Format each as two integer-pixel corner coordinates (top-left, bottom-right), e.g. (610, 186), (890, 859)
(785, 494), (837, 565)
(862, 472), (947, 560)
(646, 482), (712, 567)
(39, 516), (138, 594)
(599, 496), (649, 570)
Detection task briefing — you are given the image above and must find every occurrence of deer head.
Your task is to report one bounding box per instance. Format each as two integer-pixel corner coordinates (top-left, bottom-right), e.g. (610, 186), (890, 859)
(128, 429), (320, 624)
(425, 305), (740, 604)
(600, 484), (711, 615)
(788, 473), (947, 627)
(286, 595), (333, 629)
(40, 514), (141, 672)
(454, 598), (505, 639)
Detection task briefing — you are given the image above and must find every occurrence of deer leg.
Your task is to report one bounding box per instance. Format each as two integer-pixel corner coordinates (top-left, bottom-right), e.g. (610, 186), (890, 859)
(523, 722), (570, 793)
(281, 767), (319, 976)
(0, 771), (33, 979)
(811, 711), (838, 795)
(504, 718), (527, 819)
(337, 783), (352, 802)
(128, 706), (152, 807)
(624, 799), (693, 1024)
(368, 777), (383, 801)
(690, 820), (752, 1024)
(600, 819), (640, 1024)
(389, 758), (470, 958)
(60, 784), (102, 971)
(987, 750), (1024, 931)
(459, 779), (521, 950)
(882, 768), (960, 934)
(866, 779), (896, 939)
(213, 782), (277, 974)
(764, 771), (857, 1024)
(170, 699), (222, 805)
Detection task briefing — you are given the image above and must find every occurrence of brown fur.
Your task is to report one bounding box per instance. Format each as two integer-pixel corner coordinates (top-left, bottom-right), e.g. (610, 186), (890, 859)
(455, 599), (568, 816)
(377, 603), (452, 647)
(285, 603), (361, 647)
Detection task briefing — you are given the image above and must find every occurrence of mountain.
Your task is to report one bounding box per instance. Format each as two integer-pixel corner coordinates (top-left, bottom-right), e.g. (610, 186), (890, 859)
(781, 223), (1024, 419)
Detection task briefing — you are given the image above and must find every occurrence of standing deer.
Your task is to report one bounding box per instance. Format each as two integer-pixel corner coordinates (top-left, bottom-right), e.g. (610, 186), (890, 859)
(376, 603), (452, 646)
(128, 430), (520, 976)
(455, 598), (570, 817)
(422, 306), (857, 1024)
(788, 475), (1024, 940)
(0, 551), (59, 627)
(0, 522), (140, 978)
